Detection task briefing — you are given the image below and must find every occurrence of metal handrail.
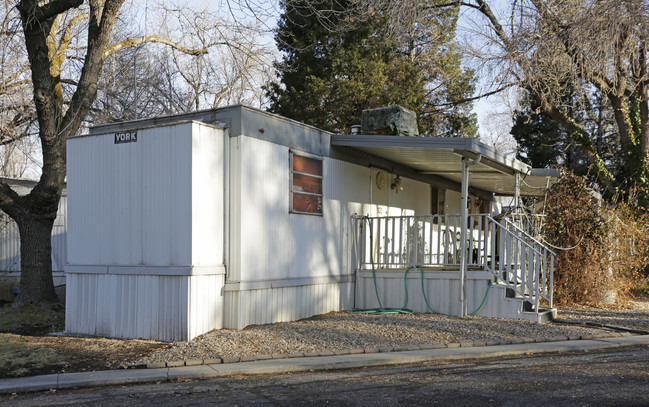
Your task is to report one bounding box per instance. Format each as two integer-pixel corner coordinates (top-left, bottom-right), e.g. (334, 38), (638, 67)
(354, 214), (555, 310)
(504, 218), (557, 257)
(489, 216), (554, 309)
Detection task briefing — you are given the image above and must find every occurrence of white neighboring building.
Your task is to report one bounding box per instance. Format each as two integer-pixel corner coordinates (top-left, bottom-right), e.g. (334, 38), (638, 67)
(65, 105), (557, 341)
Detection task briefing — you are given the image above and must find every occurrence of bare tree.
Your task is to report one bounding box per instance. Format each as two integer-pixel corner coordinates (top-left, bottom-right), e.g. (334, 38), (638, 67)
(0, 0), (222, 306)
(0, 1), (39, 177)
(91, 2), (276, 123)
(459, 0), (649, 195)
(0, 0), (127, 305)
(0, 0), (280, 305)
(151, 4), (275, 111)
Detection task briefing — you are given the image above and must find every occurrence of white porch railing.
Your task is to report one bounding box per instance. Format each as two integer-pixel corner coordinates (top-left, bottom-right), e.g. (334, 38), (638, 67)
(354, 214), (555, 309)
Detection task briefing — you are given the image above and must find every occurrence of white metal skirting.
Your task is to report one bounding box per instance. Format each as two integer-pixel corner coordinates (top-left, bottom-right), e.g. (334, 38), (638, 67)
(223, 281), (355, 329)
(356, 270), (523, 319)
(65, 272), (225, 341)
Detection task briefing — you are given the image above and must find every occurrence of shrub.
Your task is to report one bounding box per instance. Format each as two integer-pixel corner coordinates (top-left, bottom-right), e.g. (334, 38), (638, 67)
(543, 172), (649, 306)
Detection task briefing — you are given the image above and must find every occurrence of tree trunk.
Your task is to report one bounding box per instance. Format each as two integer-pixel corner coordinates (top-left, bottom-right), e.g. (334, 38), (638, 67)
(14, 210), (58, 305)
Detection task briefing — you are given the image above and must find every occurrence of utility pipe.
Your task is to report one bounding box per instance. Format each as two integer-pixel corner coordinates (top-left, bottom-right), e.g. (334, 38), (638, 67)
(514, 172), (521, 213)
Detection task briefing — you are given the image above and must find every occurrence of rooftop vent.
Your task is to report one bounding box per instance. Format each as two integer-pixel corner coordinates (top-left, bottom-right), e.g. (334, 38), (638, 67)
(361, 105), (419, 137)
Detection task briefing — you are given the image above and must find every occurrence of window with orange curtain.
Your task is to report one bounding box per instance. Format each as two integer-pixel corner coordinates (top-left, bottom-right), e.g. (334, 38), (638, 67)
(290, 152), (323, 215)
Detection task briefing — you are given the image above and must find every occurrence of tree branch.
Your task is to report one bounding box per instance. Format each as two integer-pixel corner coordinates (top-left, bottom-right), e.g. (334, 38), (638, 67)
(38, 0), (84, 22)
(473, 0), (512, 50)
(103, 34), (209, 58)
(0, 181), (21, 215)
(423, 82), (516, 112)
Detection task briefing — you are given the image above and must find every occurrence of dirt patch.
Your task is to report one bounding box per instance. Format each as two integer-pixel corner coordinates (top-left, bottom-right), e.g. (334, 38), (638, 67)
(0, 304), (168, 378)
(0, 303), (65, 336)
(0, 334), (169, 378)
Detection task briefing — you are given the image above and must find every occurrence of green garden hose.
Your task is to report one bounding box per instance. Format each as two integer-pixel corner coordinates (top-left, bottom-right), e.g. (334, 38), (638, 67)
(351, 218), (413, 315)
(352, 217), (491, 316)
(420, 265), (492, 316)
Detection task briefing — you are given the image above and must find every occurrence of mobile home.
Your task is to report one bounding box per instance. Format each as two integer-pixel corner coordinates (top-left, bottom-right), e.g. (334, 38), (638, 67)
(65, 105), (556, 341)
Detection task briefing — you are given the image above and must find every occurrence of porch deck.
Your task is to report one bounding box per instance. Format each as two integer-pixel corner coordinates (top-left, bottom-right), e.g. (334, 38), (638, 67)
(354, 214), (555, 321)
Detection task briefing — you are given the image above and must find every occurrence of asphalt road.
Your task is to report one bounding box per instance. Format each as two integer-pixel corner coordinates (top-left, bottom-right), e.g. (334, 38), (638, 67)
(3, 346), (649, 406)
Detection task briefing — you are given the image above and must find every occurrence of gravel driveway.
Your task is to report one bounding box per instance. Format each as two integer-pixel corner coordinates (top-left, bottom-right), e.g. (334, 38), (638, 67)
(135, 300), (649, 365)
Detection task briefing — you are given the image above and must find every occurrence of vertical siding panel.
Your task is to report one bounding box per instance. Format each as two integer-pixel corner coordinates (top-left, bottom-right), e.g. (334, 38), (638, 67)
(314, 284), (320, 315)
(169, 277), (176, 341)
(276, 288), (283, 322)
(64, 274), (76, 332)
(105, 274), (115, 336)
(95, 274), (106, 336)
(128, 275), (138, 338)
(327, 284), (334, 314)
(263, 288), (271, 324)
(189, 277), (197, 340)
(78, 275), (88, 333)
(324, 284), (330, 316)
(300, 285), (307, 319)
(137, 276), (148, 339)
(89, 275), (98, 335)
(240, 290), (248, 329)
(296, 284), (304, 319)
(284, 287), (291, 321)
(187, 277), (194, 339)
(262, 289), (270, 325)
(145, 275), (154, 339)
(271, 288), (279, 324)
(118, 275), (127, 338)
(291, 287), (298, 321)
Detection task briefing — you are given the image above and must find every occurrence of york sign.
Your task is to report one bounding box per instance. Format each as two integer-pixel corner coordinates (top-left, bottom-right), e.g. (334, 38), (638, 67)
(114, 131), (137, 144)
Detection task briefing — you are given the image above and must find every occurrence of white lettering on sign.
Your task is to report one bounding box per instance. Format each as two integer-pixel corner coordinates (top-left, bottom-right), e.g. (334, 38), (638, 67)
(114, 131), (137, 144)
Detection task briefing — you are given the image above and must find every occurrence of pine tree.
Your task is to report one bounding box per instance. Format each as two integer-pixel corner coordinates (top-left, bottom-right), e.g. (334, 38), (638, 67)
(511, 89), (620, 179)
(266, 0), (476, 136)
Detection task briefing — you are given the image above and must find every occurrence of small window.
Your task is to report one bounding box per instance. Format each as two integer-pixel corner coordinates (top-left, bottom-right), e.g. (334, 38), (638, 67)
(290, 152), (323, 215)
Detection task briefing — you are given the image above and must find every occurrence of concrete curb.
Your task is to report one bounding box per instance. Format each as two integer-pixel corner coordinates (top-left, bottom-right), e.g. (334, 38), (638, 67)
(130, 331), (631, 368)
(1, 334), (648, 395)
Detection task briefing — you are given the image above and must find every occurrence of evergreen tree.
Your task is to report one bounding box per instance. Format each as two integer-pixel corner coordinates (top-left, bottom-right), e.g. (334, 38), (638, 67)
(511, 88), (620, 179)
(267, 0), (476, 136)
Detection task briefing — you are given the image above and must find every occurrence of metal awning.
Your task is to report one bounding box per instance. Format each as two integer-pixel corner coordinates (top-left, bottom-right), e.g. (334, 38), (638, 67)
(331, 135), (557, 197)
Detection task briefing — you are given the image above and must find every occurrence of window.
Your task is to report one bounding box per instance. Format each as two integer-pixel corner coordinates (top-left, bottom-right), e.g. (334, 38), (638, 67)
(290, 151), (323, 215)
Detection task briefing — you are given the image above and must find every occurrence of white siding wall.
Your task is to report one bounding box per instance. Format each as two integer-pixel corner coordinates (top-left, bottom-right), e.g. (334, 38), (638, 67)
(67, 124), (193, 267)
(387, 174), (431, 215)
(236, 135), (291, 282)
(224, 281), (354, 329)
(233, 136), (371, 283)
(444, 190), (462, 215)
(191, 123), (225, 266)
(66, 273), (189, 341)
(65, 272), (225, 341)
(225, 135), (434, 328)
(66, 122), (227, 341)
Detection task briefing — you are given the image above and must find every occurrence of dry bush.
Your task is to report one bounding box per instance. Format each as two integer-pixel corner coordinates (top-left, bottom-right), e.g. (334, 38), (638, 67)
(543, 172), (649, 306)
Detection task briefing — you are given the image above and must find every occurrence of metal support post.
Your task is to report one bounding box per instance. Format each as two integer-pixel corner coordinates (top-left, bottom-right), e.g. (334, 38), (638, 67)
(459, 157), (469, 317)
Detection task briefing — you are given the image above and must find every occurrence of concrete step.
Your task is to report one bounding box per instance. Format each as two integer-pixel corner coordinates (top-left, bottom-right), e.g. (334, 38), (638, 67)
(522, 308), (557, 323)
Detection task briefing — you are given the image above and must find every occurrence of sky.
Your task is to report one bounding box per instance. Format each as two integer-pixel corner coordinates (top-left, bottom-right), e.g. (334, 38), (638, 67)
(128, 0), (517, 151)
(455, 0), (519, 154)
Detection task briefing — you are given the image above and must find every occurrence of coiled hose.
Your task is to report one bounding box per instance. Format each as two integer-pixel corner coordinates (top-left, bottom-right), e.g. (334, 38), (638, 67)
(352, 217), (491, 316)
